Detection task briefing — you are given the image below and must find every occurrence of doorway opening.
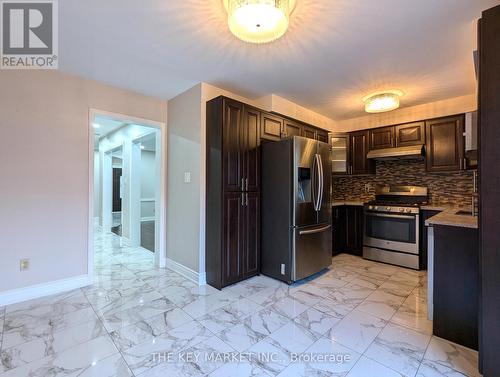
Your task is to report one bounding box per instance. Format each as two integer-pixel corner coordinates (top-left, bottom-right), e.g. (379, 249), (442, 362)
(89, 110), (166, 275)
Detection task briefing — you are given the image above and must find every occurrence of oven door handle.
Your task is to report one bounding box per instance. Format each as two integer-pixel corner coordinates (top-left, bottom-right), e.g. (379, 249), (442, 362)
(365, 212), (416, 220)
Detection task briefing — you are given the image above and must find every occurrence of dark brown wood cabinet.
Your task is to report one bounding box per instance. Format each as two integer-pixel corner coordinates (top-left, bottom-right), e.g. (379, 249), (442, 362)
(433, 225), (478, 350)
(243, 192), (260, 277)
(222, 192), (260, 285)
(283, 119), (302, 138)
(425, 115), (465, 172)
(332, 205), (364, 256)
(261, 113), (284, 141)
(478, 5), (500, 375)
(206, 96), (261, 289)
(302, 125), (317, 140)
(349, 130), (375, 175)
(395, 122), (425, 147)
(222, 99), (244, 192)
(243, 107), (261, 192)
(369, 126), (394, 150)
(222, 192), (244, 285)
(316, 130), (329, 143)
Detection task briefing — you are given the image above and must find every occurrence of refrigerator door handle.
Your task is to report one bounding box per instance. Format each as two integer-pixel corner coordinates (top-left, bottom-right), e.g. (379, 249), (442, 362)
(317, 153), (324, 210)
(299, 224), (332, 235)
(313, 154), (322, 211)
(311, 155), (318, 211)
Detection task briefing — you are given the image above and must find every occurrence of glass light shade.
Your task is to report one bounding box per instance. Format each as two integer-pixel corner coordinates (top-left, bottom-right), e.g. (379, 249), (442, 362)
(225, 0), (291, 43)
(363, 91), (403, 113)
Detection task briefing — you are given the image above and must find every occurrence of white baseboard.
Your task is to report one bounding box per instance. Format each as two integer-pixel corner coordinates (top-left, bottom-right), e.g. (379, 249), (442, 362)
(166, 258), (206, 286)
(141, 217), (155, 222)
(0, 274), (92, 307)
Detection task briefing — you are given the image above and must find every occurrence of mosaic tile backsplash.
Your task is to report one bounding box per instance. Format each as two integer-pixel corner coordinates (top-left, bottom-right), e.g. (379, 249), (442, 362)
(332, 159), (475, 207)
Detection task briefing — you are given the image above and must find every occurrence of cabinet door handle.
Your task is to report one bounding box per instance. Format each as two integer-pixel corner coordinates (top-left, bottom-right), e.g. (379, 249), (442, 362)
(241, 178), (244, 191)
(473, 171), (477, 193)
(459, 158), (463, 170)
(241, 193), (244, 207)
(245, 193), (249, 207)
(245, 178), (248, 191)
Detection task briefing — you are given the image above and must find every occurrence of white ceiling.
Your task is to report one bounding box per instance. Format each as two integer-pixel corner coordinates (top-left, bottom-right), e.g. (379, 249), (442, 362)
(59, 0), (499, 120)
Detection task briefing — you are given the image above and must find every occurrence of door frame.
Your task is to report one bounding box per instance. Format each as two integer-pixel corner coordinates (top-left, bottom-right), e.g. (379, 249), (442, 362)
(88, 109), (167, 278)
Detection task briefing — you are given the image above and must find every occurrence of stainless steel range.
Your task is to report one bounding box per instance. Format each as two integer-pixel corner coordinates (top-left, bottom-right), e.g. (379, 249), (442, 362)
(363, 184), (428, 269)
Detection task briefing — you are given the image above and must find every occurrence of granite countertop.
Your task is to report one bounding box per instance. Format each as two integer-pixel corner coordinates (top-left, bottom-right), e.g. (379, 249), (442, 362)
(425, 207), (478, 229)
(420, 204), (450, 211)
(332, 200), (365, 207)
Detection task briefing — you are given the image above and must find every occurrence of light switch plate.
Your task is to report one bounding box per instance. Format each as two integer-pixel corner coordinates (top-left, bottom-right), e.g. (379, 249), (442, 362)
(184, 172), (191, 183)
(20, 259), (30, 271)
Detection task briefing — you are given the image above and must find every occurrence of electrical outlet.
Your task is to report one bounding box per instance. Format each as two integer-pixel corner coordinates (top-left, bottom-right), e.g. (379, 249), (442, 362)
(20, 259), (30, 271)
(184, 172), (191, 183)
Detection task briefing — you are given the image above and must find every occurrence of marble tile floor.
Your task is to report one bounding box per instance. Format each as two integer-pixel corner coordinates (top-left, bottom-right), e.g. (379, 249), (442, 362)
(0, 226), (481, 377)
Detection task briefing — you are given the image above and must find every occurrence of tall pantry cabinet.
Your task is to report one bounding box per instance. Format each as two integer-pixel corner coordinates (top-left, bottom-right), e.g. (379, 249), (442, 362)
(206, 96), (260, 289)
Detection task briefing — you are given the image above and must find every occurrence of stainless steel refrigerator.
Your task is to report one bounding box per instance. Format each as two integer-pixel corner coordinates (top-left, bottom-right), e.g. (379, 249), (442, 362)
(261, 136), (332, 284)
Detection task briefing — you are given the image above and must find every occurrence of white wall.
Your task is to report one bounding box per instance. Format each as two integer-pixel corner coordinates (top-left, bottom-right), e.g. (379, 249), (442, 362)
(166, 84), (202, 273)
(0, 70), (167, 294)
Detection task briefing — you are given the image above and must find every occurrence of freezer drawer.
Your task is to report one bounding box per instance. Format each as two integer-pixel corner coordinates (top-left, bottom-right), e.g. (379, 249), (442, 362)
(293, 224), (332, 281)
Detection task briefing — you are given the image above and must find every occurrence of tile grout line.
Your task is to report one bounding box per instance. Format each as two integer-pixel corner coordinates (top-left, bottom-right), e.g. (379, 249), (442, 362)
(83, 268), (138, 377)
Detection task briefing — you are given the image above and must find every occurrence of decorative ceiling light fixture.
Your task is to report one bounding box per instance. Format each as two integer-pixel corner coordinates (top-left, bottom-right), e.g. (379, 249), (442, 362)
(223, 0), (296, 43)
(363, 90), (404, 113)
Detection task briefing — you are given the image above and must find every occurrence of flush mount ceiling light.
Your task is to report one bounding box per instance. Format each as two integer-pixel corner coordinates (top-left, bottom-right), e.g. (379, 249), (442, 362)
(363, 90), (404, 113)
(223, 0), (296, 43)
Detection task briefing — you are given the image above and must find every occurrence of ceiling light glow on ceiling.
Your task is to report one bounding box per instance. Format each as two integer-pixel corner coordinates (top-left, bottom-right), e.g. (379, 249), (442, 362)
(224, 0), (296, 43)
(363, 90), (404, 113)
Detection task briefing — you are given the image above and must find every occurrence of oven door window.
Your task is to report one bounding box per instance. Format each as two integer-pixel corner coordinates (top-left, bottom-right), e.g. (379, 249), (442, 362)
(365, 213), (416, 244)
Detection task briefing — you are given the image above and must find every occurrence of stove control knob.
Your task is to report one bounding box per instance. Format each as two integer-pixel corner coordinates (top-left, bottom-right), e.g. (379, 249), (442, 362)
(386, 207), (391, 211)
(405, 208), (412, 213)
(374, 206), (378, 210)
(399, 208), (405, 213)
(369, 206), (373, 210)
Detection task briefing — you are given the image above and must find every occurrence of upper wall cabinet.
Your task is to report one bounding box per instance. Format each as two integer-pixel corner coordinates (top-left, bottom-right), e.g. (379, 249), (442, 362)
(242, 106), (261, 192)
(395, 122), (425, 147)
(425, 115), (465, 172)
(316, 130), (329, 143)
(350, 130), (375, 175)
(369, 126), (395, 150)
(283, 119), (303, 138)
(261, 113), (284, 141)
(329, 133), (350, 175)
(302, 125), (317, 140)
(222, 99), (245, 192)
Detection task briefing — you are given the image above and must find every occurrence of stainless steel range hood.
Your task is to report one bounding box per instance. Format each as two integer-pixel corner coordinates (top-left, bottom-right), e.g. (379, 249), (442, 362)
(367, 145), (425, 160)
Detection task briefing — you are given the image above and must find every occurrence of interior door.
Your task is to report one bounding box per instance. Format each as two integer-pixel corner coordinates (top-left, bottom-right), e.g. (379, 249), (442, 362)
(294, 137), (318, 227)
(317, 141), (332, 224)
